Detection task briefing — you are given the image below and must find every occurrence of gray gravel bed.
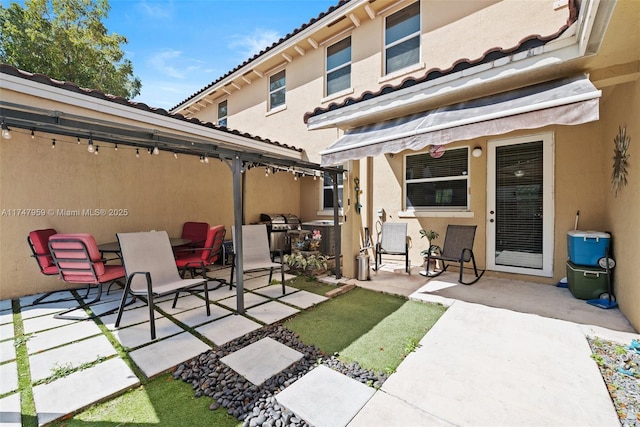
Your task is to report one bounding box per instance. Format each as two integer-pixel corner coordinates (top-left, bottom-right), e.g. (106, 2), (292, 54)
(587, 337), (640, 426)
(173, 323), (388, 426)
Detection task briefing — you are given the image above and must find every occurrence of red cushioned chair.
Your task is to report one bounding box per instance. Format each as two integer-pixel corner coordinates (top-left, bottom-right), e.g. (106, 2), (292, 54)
(175, 225), (226, 285)
(180, 221), (210, 248)
(48, 233), (125, 319)
(27, 228), (90, 304)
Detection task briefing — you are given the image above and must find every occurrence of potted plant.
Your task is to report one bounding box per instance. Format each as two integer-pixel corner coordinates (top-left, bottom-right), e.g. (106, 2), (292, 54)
(419, 229), (440, 272)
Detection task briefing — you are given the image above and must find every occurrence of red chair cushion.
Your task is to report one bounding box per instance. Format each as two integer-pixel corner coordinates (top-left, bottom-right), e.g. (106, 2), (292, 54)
(49, 234), (106, 282)
(181, 222), (209, 245)
(29, 228), (58, 271)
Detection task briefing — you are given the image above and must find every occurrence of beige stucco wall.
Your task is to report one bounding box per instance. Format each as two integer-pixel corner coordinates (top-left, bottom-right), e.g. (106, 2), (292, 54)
(0, 89), (301, 300)
(600, 79), (640, 329)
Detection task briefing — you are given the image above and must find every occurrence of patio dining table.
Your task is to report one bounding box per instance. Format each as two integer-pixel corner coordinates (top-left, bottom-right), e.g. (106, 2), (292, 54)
(98, 237), (192, 257)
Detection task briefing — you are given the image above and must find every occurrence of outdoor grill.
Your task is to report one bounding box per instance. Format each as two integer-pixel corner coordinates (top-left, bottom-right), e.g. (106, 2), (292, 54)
(260, 213), (301, 254)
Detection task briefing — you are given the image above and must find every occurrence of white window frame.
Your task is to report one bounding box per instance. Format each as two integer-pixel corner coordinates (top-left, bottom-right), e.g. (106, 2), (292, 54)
(217, 100), (227, 127)
(268, 69), (286, 111)
(319, 173), (344, 215)
(384, 1), (421, 75)
(404, 146), (470, 212)
(326, 36), (352, 97)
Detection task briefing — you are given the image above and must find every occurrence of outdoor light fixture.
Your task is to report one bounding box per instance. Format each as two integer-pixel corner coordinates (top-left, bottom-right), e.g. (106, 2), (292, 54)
(1, 120), (11, 140)
(152, 145), (159, 155)
(95, 145), (100, 155)
(51, 139), (56, 149)
(114, 144), (118, 151)
(31, 129), (35, 139)
(87, 137), (95, 153)
(174, 152), (178, 159)
(136, 148), (140, 158)
(472, 147), (483, 158)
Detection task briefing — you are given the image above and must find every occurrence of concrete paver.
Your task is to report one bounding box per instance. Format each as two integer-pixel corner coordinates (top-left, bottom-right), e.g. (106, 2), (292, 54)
(277, 365), (375, 427)
(0, 392), (21, 426)
(196, 314), (261, 345)
(0, 322), (14, 340)
(0, 361), (18, 395)
(29, 335), (116, 382)
(110, 316), (184, 349)
(0, 339), (16, 363)
(26, 320), (102, 354)
(279, 290), (328, 309)
(246, 301), (299, 324)
(22, 312), (77, 334)
(156, 294), (206, 314)
(221, 337), (303, 385)
(33, 357), (139, 426)
(253, 285), (298, 298)
(128, 332), (211, 378)
(172, 304), (231, 327)
(218, 292), (268, 310)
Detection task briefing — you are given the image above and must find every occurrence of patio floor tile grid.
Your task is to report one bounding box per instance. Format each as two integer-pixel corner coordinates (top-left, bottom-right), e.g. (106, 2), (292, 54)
(0, 267), (329, 424)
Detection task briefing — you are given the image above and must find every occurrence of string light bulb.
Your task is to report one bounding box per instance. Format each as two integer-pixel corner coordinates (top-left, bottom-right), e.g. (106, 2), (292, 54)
(136, 148), (140, 158)
(204, 155), (209, 164)
(114, 144), (118, 151)
(94, 145), (99, 155)
(152, 145), (159, 155)
(1, 120), (11, 140)
(87, 137), (95, 153)
(31, 129), (35, 139)
(77, 137), (81, 144)
(51, 139), (56, 149)
(173, 152), (178, 159)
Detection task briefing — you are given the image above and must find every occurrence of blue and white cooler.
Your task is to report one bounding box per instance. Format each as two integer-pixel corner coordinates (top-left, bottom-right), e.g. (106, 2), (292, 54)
(566, 230), (611, 300)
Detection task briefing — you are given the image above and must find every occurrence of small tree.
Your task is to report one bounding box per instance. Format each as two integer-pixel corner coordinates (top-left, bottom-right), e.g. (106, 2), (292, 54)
(0, 0), (141, 99)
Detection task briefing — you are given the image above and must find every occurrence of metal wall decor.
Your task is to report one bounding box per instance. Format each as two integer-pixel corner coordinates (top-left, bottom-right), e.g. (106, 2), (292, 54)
(611, 126), (631, 197)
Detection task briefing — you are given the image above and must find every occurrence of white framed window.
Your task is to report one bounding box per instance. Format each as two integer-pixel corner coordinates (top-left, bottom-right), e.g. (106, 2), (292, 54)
(405, 147), (469, 210)
(385, 2), (420, 75)
(269, 70), (286, 110)
(217, 100), (227, 127)
(326, 36), (351, 96)
(322, 173), (344, 210)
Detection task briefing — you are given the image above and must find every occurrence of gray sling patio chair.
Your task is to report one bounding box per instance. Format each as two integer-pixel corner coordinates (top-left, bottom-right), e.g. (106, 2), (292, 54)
(420, 224), (485, 285)
(374, 222), (410, 274)
(229, 224), (285, 295)
(115, 231), (210, 340)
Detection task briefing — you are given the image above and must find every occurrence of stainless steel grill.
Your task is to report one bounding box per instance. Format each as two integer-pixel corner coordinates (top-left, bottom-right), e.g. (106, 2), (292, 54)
(260, 213), (301, 254)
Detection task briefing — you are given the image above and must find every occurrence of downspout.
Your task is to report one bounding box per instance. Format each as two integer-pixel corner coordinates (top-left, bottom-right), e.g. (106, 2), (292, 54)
(332, 171), (342, 279)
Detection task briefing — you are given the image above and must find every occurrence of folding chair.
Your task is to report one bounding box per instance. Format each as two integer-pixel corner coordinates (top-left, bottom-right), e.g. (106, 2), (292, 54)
(115, 231), (210, 340)
(229, 224), (285, 295)
(48, 233), (125, 319)
(420, 225), (485, 285)
(374, 222), (410, 274)
(175, 225), (226, 287)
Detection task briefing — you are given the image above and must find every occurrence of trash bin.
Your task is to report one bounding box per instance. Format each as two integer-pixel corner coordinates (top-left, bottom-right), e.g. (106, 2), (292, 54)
(357, 253), (370, 281)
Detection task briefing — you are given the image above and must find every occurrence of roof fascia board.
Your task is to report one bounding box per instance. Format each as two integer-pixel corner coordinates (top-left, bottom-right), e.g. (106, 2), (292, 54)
(1, 74), (302, 160)
(173, 0), (370, 112)
(307, 0), (612, 130)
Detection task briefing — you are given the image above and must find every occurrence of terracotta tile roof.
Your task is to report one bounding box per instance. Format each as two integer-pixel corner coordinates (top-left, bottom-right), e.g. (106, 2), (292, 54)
(0, 63), (302, 153)
(171, 0), (353, 111)
(303, 7), (578, 124)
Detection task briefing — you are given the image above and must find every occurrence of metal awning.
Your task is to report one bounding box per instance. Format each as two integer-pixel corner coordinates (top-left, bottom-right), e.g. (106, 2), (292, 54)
(320, 75), (601, 165)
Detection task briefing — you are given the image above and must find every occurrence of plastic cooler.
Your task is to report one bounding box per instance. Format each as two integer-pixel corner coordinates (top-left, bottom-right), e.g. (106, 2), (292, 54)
(567, 230), (610, 267)
(566, 261), (609, 300)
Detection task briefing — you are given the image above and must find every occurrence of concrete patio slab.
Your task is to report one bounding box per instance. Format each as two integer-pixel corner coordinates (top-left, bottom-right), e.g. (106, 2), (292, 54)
(217, 292), (268, 310)
(0, 392), (21, 426)
(128, 332), (211, 378)
(378, 300), (620, 426)
(29, 334), (116, 382)
(0, 361), (18, 395)
(0, 339), (15, 363)
(0, 312), (13, 329)
(348, 390), (456, 426)
(206, 285), (237, 301)
(246, 301), (299, 324)
(252, 284), (298, 298)
(22, 312), (77, 334)
(276, 365), (375, 427)
(279, 290), (328, 309)
(18, 291), (74, 307)
(221, 337), (303, 385)
(156, 294), (206, 314)
(0, 322), (14, 340)
(0, 299), (11, 311)
(26, 320), (102, 354)
(196, 314), (261, 345)
(241, 275), (276, 290)
(111, 316), (184, 349)
(100, 304), (161, 329)
(172, 304), (232, 327)
(33, 357), (139, 426)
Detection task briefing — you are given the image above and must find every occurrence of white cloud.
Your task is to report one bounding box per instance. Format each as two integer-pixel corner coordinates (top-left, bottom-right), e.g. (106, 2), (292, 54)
(137, 0), (172, 19)
(227, 28), (281, 61)
(148, 49), (189, 79)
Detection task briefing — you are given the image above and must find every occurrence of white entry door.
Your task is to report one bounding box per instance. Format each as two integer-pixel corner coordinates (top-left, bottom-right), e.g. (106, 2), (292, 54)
(487, 133), (554, 276)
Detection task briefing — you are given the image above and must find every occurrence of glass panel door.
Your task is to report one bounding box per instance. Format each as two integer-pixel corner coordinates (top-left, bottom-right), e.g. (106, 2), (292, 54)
(487, 133), (554, 276)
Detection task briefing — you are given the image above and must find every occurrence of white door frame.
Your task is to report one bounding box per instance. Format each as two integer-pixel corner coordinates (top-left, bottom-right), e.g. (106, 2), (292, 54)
(486, 132), (555, 277)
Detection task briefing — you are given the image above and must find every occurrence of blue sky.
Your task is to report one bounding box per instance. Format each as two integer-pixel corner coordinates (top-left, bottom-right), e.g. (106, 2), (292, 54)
(1, 0), (338, 109)
(105, 0), (338, 109)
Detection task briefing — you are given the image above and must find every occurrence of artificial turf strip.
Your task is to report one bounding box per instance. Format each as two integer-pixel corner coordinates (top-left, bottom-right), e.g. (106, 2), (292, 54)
(338, 300), (447, 373)
(48, 373), (240, 427)
(284, 287), (408, 355)
(287, 275), (336, 296)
